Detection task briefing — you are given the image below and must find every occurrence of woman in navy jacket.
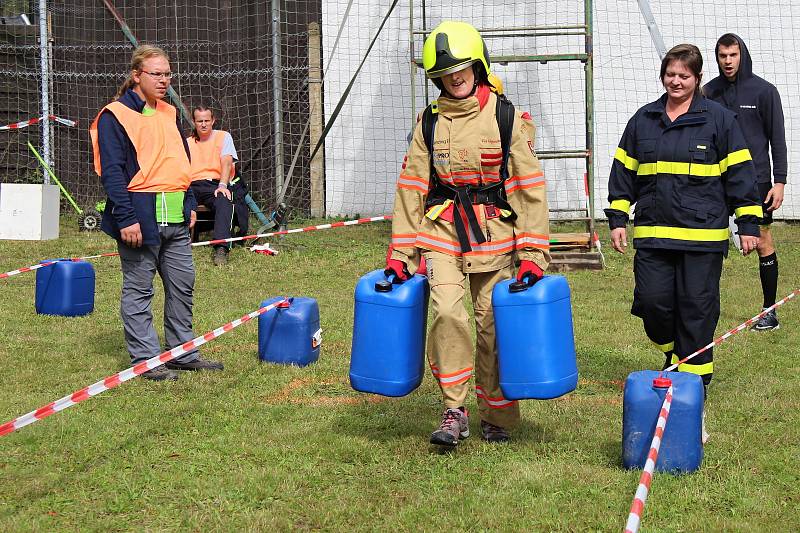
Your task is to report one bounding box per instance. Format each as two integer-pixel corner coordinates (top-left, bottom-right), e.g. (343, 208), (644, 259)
(605, 44), (762, 436)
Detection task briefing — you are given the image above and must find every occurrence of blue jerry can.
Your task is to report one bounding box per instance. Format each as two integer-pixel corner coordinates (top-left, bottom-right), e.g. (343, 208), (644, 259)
(492, 275), (578, 400)
(258, 297), (321, 367)
(623, 370), (704, 472)
(350, 269), (429, 397)
(35, 259), (95, 317)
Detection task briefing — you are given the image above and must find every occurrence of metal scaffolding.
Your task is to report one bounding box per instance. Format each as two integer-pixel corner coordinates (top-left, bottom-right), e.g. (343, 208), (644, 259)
(409, 2), (601, 269)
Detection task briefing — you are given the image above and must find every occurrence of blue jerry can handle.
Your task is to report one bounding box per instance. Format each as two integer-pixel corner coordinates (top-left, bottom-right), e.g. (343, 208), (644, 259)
(375, 273), (403, 292)
(509, 278), (536, 293)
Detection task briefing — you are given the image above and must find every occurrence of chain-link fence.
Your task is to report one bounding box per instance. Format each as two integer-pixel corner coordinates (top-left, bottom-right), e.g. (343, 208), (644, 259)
(1, 0), (320, 219)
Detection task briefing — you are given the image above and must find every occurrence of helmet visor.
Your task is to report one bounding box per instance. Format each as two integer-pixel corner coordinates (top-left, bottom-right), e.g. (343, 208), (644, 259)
(427, 58), (479, 79)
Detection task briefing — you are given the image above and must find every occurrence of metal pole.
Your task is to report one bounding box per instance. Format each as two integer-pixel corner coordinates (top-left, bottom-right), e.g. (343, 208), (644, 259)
(271, 0), (284, 200)
(422, 0), (429, 105)
(47, 9), (54, 169)
(409, 0), (416, 130)
(636, 0), (667, 60)
(100, 0), (192, 124)
(585, 0), (596, 247)
(38, 0), (50, 175)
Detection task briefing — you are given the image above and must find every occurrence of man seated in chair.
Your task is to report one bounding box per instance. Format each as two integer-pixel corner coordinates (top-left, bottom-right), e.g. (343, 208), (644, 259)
(187, 104), (238, 265)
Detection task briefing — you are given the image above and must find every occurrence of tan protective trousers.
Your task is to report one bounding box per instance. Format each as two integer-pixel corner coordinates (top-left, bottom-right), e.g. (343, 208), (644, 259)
(423, 251), (520, 429)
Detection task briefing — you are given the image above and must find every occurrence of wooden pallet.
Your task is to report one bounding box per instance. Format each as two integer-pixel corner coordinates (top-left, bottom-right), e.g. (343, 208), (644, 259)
(550, 232), (590, 250)
(548, 232), (604, 271)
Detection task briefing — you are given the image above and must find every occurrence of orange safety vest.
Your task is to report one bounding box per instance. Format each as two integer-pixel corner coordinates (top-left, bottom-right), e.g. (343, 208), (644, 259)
(89, 100), (191, 192)
(187, 131), (227, 182)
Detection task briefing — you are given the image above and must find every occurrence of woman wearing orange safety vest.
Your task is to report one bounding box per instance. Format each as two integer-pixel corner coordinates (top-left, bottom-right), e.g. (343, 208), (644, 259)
(187, 105), (239, 266)
(387, 22), (550, 447)
(90, 45), (223, 381)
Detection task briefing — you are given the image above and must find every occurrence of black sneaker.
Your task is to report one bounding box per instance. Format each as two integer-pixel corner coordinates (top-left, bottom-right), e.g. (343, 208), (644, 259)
(480, 420), (510, 443)
(751, 309), (779, 331)
(212, 246), (228, 266)
(165, 357), (224, 371)
(141, 366), (179, 381)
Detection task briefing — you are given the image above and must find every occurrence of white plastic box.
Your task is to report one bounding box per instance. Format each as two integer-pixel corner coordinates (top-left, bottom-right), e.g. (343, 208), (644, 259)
(0, 183), (60, 240)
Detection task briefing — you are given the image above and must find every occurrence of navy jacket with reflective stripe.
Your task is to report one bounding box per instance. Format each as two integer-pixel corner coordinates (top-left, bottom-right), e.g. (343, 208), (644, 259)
(605, 93), (761, 254)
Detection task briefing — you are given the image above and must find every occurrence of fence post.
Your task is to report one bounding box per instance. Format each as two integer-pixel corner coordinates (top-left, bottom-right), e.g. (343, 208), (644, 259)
(271, 0), (284, 200)
(308, 22), (324, 217)
(38, 0), (51, 174)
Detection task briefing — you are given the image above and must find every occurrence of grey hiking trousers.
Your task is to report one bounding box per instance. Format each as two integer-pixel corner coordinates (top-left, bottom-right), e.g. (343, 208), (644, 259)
(117, 224), (199, 365)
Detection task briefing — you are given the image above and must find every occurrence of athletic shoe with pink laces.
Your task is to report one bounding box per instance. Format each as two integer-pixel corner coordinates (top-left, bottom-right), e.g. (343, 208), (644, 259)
(430, 407), (469, 447)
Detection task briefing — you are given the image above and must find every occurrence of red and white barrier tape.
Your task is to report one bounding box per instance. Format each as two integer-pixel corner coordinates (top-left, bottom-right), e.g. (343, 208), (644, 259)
(626, 288), (799, 531)
(0, 115), (77, 131)
(665, 288), (800, 371)
(0, 298), (288, 437)
(0, 254), (120, 280)
(191, 215), (393, 247)
(624, 383), (674, 533)
(1, 216), (392, 280)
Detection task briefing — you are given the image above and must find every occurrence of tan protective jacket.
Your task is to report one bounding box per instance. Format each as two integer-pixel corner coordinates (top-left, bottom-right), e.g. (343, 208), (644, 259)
(390, 89), (550, 273)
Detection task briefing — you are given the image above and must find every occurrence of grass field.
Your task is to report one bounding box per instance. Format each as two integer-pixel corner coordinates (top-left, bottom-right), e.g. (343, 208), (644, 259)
(1, 216), (798, 531)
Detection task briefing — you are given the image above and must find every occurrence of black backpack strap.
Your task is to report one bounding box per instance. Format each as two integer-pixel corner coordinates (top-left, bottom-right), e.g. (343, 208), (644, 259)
(493, 93), (517, 222)
(495, 93), (515, 182)
(421, 101), (439, 180)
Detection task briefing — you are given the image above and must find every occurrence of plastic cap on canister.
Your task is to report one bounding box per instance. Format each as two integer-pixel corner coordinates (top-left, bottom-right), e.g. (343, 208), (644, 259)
(653, 376), (672, 388)
(375, 280), (393, 292)
(277, 299), (291, 308)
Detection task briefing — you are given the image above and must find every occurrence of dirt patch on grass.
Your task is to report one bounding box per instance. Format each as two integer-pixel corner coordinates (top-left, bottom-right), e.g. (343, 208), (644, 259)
(262, 377), (390, 407)
(579, 378), (625, 389)
(555, 394), (622, 407)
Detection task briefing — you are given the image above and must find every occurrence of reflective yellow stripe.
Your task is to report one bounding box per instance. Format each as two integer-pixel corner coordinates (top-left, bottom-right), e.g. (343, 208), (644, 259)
(735, 205), (764, 218)
(652, 340), (674, 353)
(609, 199), (631, 214)
(634, 226), (729, 241)
(671, 355), (713, 376)
(719, 148), (752, 173)
(637, 161), (721, 177)
(614, 147), (639, 171)
(425, 199), (452, 221)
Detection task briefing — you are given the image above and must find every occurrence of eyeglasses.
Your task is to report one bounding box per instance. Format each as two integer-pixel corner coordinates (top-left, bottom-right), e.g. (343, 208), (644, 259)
(140, 70), (173, 80)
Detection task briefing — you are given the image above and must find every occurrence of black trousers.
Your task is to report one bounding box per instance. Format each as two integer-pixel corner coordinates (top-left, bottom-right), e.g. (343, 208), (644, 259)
(229, 179), (249, 237)
(632, 248), (723, 385)
(190, 180), (234, 243)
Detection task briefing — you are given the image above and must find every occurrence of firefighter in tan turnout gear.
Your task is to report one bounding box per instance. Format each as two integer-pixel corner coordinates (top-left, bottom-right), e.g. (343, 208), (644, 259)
(386, 21), (550, 447)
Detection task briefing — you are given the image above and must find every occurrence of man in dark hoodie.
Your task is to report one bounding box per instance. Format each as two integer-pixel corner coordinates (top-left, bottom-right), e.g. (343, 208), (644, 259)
(705, 33), (787, 331)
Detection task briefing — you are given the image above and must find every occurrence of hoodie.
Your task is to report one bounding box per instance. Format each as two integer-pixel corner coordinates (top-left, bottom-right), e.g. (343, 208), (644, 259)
(704, 34), (787, 184)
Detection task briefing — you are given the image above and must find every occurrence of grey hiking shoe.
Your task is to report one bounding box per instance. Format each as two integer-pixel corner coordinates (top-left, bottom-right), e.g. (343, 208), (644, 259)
(166, 357), (224, 371)
(751, 309), (779, 331)
(430, 407), (469, 447)
(141, 366), (179, 382)
(212, 246), (228, 266)
(480, 420), (510, 443)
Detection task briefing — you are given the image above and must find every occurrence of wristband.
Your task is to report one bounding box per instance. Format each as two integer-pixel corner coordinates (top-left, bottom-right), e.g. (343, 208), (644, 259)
(216, 182), (228, 189)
